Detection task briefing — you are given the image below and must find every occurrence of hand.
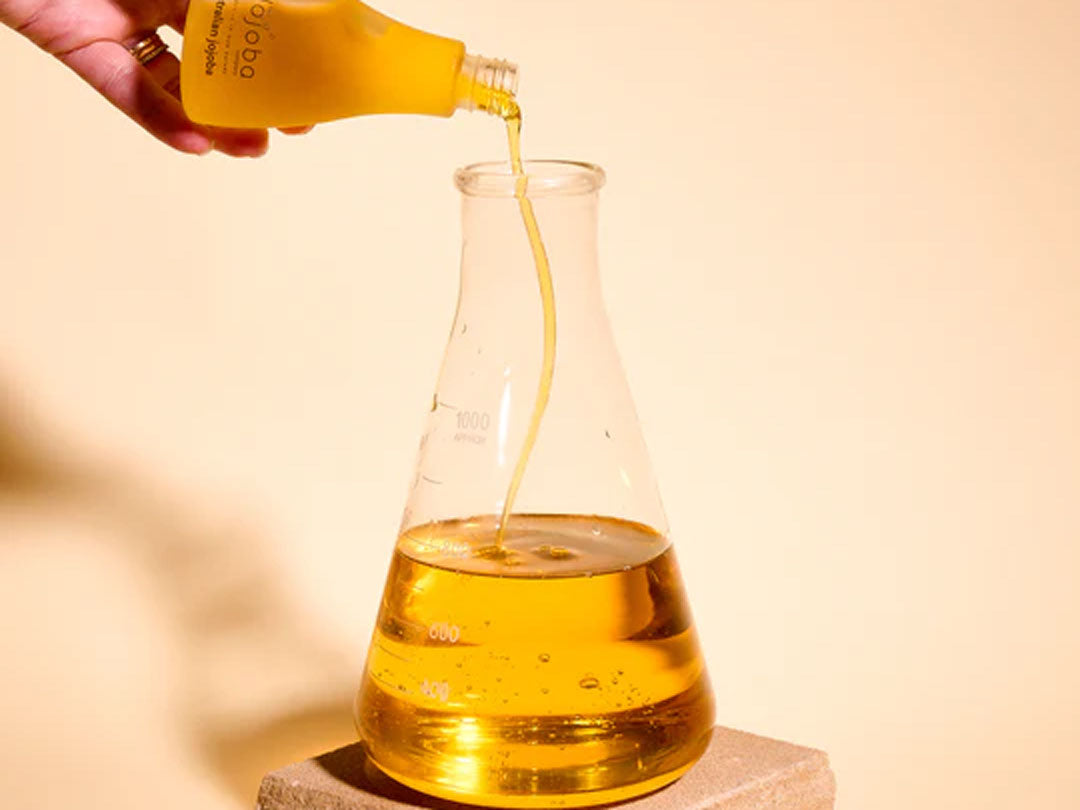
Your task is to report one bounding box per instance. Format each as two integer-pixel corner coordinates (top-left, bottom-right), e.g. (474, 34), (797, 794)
(2, 0), (302, 156)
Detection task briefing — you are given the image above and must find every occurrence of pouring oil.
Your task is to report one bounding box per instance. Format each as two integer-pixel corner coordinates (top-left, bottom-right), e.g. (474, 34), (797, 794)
(355, 515), (715, 807)
(467, 94), (559, 552)
(358, 88), (714, 808)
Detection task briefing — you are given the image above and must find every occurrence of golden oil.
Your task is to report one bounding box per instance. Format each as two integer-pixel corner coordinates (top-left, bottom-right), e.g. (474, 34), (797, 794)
(355, 514), (715, 807)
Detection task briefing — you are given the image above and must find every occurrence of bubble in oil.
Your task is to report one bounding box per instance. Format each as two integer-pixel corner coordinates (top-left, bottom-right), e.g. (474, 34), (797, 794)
(534, 544), (577, 561)
(579, 676), (600, 690)
(474, 544), (521, 565)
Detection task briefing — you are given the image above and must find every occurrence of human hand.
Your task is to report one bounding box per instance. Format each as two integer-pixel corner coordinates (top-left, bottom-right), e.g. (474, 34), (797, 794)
(1, 0), (304, 156)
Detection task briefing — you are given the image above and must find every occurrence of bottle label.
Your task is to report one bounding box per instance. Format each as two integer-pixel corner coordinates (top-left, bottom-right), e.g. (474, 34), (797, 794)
(200, 0), (277, 81)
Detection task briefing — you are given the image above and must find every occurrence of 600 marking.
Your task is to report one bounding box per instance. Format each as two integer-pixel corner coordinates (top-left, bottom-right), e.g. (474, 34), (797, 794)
(428, 621), (461, 643)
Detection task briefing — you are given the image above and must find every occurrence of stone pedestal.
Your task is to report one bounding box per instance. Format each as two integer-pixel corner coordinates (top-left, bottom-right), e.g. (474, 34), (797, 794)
(256, 727), (835, 810)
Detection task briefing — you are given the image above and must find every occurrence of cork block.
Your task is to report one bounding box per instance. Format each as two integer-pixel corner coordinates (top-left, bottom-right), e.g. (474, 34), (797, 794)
(255, 727), (836, 810)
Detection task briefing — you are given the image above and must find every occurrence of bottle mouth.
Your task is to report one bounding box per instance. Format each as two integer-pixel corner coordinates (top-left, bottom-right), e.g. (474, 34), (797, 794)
(454, 161), (606, 198)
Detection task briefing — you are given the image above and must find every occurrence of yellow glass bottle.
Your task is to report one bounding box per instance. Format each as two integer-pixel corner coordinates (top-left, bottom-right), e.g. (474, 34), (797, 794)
(180, 0), (517, 128)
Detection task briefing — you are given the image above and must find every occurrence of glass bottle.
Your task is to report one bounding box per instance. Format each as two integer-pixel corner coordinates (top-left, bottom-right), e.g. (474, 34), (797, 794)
(353, 161), (714, 807)
(180, 0), (518, 128)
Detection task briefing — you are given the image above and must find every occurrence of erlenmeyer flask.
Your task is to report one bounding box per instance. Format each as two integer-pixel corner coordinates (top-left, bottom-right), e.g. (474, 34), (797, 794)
(354, 161), (714, 807)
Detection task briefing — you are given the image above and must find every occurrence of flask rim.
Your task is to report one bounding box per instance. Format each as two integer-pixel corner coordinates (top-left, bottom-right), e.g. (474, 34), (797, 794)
(455, 160), (606, 198)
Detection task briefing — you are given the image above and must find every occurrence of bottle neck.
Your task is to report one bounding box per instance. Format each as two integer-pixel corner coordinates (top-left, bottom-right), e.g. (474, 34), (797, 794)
(454, 54), (521, 118)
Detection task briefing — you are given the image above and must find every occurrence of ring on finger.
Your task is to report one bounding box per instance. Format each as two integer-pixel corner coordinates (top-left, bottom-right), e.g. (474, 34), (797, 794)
(128, 32), (169, 66)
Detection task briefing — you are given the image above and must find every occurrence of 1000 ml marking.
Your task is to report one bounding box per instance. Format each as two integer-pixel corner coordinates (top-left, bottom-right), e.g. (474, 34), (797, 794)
(456, 411), (491, 430)
(454, 409), (490, 445)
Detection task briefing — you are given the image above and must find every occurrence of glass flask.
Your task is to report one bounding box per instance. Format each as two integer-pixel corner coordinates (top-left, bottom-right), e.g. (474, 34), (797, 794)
(354, 161), (714, 808)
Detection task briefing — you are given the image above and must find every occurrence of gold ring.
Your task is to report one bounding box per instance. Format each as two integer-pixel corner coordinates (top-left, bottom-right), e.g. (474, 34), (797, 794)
(129, 32), (168, 66)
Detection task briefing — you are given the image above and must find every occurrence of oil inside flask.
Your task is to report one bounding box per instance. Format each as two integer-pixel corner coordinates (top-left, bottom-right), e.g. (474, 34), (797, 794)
(354, 161), (714, 808)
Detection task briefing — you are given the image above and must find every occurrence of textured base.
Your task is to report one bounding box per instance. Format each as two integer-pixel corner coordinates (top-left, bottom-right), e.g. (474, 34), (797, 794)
(255, 727), (836, 810)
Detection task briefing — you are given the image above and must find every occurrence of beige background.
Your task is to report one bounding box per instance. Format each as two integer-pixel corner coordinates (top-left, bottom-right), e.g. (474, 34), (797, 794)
(2, 1), (1079, 808)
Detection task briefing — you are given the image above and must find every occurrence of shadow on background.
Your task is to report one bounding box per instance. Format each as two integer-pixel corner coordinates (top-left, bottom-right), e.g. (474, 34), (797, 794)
(0, 386), (360, 805)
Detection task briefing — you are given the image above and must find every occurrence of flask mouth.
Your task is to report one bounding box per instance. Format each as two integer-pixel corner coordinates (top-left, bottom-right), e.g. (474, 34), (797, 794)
(455, 161), (606, 198)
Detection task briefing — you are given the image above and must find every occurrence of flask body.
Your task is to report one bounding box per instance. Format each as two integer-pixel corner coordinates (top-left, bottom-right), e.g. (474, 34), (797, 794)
(354, 162), (714, 807)
(181, 0), (466, 128)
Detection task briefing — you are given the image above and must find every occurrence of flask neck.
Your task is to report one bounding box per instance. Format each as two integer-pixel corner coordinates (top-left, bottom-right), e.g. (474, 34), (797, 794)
(453, 160), (609, 298)
(460, 193), (601, 303)
(456, 162), (608, 318)
(454, 54), (521, 118)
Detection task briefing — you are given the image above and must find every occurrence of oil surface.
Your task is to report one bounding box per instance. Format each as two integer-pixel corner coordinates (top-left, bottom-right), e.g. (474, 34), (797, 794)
(355, 514), (715, 807)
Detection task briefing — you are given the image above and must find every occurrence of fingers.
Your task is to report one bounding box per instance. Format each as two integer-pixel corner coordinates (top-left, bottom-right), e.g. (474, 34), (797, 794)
(61, 39), (269, 157)
(141, 50), (268, 157)
(140, 48), (182, 98)
(63, 39), (213, 154)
